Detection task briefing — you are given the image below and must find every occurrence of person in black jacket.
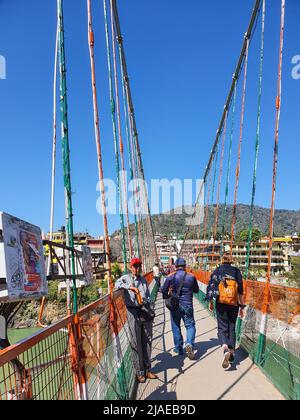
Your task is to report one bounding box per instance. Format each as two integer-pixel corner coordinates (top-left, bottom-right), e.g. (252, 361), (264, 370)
(162, 258), (199, 360)
(207, 252), (246, 369)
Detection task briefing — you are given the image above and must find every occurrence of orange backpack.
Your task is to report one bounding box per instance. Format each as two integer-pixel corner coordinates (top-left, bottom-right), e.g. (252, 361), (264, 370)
(218, 276), (239, 306)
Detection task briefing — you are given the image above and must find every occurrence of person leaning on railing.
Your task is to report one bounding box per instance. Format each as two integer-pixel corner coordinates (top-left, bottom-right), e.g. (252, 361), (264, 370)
(115, 258), (158, 384)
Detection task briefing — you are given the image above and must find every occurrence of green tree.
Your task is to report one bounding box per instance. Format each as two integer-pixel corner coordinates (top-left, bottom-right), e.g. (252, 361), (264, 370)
(287, 257), (300, 288)
(238, 228), (262, 243)
(111, 263), (122, 280)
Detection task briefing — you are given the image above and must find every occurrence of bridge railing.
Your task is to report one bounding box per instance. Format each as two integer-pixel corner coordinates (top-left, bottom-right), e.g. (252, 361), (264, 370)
(0, 315), (75, 400)
(193, 270), (300, 400)
(0, 272), (156, 400)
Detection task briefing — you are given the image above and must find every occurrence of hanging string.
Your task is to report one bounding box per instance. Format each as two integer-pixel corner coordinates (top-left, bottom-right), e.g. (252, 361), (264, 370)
(111, 0), (158, 271)
(38, 17), (60, 329)
(202, 164), (213, 270)
(267, 0), (285, 284)
(117, 39), (141, 259)
(103, 0), (128, 270)
(221, 82), (237, 250)
(205, 143), (219, 270)
(212, 109), (228, 264)
(87, 0), (113, 291)
(57, 0), (77, 314)
(230, 36), (250, 253)
(245, 0), (266, 278)
(110, 0), (133, 262)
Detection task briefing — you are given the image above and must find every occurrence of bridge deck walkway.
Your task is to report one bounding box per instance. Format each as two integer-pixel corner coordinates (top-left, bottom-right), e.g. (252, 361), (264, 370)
(136, 294), (284, 400)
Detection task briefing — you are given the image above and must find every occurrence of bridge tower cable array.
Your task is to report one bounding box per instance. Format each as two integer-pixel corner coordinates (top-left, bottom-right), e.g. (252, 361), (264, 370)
(103, 0), (128, 272)
(111, 0), (158, 270)
(180, 0), (263, 260)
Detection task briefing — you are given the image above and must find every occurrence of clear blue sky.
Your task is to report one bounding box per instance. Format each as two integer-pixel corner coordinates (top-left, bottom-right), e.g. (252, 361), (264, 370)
(0, 0), (299, 236)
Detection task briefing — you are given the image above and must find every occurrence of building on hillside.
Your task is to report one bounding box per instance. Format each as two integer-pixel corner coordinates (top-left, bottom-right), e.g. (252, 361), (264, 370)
(156, 237), (178, 267)
(87, 237), (107, 280)
(197, 237), (293, 276)
(48, 227), (92, 245)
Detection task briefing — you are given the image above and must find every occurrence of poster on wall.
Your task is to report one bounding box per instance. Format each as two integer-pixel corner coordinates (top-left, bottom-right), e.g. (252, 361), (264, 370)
(0, 212), (48, 302)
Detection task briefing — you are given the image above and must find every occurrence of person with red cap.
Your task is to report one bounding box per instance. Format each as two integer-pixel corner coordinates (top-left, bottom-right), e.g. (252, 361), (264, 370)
(115, 257), (158, 383)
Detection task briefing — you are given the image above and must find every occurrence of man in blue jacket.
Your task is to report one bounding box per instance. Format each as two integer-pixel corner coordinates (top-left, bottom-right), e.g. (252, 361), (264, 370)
(162, 258), (199, 359)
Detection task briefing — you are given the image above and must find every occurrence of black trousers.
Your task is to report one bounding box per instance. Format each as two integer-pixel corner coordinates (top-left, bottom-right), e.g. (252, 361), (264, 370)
(127, 308), (153, 376)
(216, 303), (239, 350)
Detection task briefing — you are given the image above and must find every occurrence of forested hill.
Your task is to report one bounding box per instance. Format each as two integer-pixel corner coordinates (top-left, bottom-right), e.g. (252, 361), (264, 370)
(112, 204), (300, 239)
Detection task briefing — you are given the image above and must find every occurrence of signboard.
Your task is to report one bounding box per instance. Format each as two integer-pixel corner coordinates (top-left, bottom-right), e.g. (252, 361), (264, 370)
(81, 245), (93, 285)
(0, 212), (48, 302)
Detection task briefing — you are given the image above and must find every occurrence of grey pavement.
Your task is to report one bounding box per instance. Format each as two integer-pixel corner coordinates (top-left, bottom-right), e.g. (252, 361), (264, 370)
(136, 294), (284, 400)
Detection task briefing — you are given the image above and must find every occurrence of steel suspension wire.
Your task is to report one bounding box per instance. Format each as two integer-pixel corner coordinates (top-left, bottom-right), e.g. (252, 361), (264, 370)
(245, 0), (266, 278)
(103, 0), (128, 270)
(87, 0), (113, 291)
(180, 0), (262, 261)
(221, 83), (237, 248)
(38, 20), (60, 329)
(112, 0), (158, 271)
(212, 109), (228, 262)
(57, 0), (77, 314)
(201, 165), (213, 268)
(49, 22), (59, 247)
(230, 36), (250, 252)
(267, 0), (286, 284)
(206, 141), (219, 260)
(117, 39), (140, 259)
(205, 143), (219, 269)
(110, 0), (133, 261)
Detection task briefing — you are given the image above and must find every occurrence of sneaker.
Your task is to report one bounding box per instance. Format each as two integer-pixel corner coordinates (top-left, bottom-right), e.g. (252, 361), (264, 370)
(222, 351), (231, 369)
(146, 371), (158, 380)
(229, 354), (235, 364)
(185, 344), (195, 360)
(172, 348), (184, 356)
(136, 375), (146, 383)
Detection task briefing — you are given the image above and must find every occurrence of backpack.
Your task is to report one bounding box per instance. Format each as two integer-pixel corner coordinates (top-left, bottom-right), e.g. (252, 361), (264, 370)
(206, 268), (239, 306)
(165, 272), (187, 311)
(218, 275), (239, 306)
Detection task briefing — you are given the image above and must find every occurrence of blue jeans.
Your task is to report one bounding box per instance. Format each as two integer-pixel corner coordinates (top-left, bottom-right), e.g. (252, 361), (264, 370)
(170, 304), (196, 353)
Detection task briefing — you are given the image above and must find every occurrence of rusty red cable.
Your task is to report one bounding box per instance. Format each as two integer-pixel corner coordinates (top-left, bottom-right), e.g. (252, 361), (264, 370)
(267, 0), (286, 284)
(230, 36), (250, 253)
(110, 0), (133, 261)
(212, 109), (228, 263)
(87, 0), (113, 292)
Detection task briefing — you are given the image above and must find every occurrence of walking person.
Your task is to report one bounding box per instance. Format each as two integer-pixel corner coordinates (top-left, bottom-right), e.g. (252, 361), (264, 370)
(115, 258), (158, 383)
(207, 252), (246, 369)
(153, 262), (161, 290)
(162, 258), (199, 360)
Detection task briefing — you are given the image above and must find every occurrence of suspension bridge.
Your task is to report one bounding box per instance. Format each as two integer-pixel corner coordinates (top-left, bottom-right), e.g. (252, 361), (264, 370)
(0, 0), (299, 401)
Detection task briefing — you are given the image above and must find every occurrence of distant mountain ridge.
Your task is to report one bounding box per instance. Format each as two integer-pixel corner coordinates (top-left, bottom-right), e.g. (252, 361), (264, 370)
(109, 204), (300, 260)
(150, 204), (300, 238)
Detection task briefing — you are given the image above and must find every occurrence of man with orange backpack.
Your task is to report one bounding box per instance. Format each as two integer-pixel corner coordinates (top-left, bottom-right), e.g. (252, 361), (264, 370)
(206, 252), (246, 369)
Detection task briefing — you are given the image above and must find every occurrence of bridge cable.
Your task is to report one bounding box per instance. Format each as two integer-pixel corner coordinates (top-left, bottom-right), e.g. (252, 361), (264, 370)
(87, 0), (113, 290)
(221, 83), (237, 252)
(110, 0), (133, 261)
(245, 0), (266, 278)
(212, 109), (228, 263)
(205, 140), (220, 270)
(38, 18), (59, 328)
(230, 36), (250, 253)
(267, 0), (286, 284)
(117, 38), (141, 259)
(57, 0), (78, 314)
(103, 0), (128, 270)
